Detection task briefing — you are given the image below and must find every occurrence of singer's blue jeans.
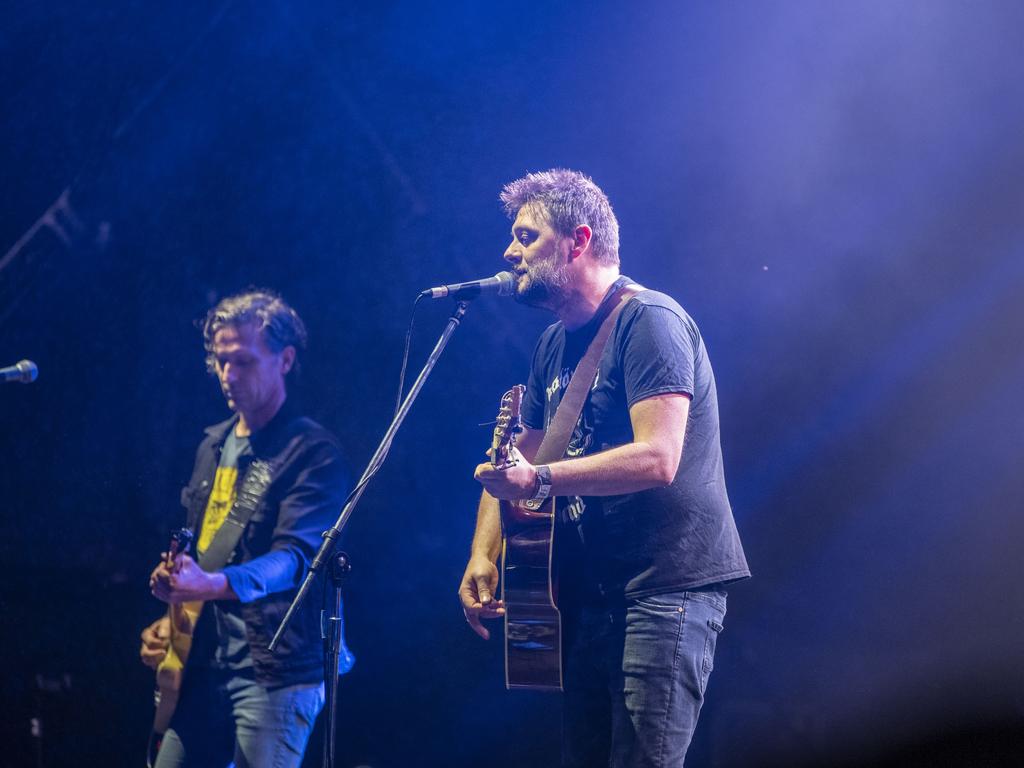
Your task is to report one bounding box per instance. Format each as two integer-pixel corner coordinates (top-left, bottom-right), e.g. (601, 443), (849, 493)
(561, 588), (727, 768)
(154, 668), (324, 768)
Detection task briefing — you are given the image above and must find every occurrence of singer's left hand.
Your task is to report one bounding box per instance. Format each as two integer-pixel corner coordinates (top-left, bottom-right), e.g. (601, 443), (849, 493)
(474, 447), (539, 500)
(150, 554), (236, 603)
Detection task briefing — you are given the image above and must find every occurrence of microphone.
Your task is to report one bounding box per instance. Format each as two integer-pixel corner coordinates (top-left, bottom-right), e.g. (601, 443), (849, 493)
(1, 359), (38, 384)
(420, 271), (516, 300)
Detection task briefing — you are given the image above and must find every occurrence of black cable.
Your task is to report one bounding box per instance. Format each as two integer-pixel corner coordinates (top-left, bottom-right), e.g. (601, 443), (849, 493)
(394, 293), (424, 419)
(328, 293), (424, 520)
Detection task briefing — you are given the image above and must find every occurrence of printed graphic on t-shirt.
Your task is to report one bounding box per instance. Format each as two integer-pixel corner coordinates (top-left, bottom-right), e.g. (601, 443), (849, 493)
(547, 366), (600, 458)
(548, 365), (598, 523)
(197, 465), (237, 553)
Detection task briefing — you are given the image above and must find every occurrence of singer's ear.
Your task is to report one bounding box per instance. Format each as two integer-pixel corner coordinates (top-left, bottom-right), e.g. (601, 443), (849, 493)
(280, 345), (296, 375)
(570, 225), (592, 259)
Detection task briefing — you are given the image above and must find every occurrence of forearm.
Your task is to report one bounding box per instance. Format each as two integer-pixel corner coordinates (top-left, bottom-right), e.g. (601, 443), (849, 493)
(222, 549), (304, 603)
(547, 440), (677, 498)
(470, 492), (503, 563)
(193, 571), (239, 602)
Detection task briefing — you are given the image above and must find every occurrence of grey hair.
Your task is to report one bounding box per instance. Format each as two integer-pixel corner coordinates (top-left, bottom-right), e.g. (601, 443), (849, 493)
(500, 168), (620, 265)
(201, 289), (307, 375)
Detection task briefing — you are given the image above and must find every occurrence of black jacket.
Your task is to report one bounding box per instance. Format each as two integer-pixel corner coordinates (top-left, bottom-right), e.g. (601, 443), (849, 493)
(181, 401), (348, 688)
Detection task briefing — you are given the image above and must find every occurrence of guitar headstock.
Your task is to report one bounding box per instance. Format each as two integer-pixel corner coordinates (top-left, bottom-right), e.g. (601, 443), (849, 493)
(165, 528), (195, 569)
(491, 384), (525, 469)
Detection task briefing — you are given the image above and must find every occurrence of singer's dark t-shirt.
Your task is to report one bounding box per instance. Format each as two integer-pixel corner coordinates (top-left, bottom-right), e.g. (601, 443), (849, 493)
(520, 278), (750, 604)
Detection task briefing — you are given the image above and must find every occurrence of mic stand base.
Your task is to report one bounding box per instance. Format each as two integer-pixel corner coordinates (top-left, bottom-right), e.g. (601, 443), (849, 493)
(322, 551), (351, 768)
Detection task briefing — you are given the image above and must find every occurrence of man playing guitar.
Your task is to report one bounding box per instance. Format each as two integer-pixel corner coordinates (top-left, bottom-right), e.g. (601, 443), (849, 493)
(459, 169), (750, 767)
(140, 290), (348, 768)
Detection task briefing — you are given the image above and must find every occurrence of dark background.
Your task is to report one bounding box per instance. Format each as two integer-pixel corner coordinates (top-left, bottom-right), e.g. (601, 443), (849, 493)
(2, 2), (1022, 766)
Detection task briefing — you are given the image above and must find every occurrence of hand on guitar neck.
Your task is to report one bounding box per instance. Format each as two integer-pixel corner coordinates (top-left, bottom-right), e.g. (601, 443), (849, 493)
(474, 445), (543, 501)
(473, 384), (544, 502)
(149, 551), (237, 604)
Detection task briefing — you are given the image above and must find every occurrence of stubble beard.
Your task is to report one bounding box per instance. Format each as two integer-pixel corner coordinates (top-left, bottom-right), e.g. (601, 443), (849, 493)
(514, 257), (573, 313)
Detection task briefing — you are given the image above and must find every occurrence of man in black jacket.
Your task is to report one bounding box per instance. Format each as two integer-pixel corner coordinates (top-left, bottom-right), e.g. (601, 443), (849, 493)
(140, 290), (348, 768)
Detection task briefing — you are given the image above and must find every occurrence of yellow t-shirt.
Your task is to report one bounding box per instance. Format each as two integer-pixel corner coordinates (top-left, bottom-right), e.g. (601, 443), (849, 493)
(197, 430), (250, 554)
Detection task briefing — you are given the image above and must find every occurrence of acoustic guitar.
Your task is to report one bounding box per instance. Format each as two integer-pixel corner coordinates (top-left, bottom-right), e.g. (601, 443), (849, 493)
(492, 385), (563, 691)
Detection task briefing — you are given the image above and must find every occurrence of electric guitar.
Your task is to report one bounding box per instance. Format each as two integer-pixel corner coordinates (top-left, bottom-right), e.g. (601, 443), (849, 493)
(492, 385), (563, 691)
(147, 528), (201, 767)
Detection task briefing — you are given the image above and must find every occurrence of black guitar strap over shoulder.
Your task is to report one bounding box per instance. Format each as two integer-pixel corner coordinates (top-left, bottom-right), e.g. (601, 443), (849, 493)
(198, 458), (275, 572)
(533, 282), (643, 465)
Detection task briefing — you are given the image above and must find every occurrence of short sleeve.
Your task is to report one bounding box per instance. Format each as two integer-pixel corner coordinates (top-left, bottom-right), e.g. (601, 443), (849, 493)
(620, 303), (696, 407)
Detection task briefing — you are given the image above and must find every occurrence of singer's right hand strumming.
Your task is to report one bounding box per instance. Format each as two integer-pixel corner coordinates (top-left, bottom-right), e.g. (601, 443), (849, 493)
(458, 554), (505, 640)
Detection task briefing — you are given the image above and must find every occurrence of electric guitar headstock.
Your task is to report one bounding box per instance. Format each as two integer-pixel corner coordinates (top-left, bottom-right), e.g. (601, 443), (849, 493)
(491, 384), (525, 470)
(164, 528), (195, 572)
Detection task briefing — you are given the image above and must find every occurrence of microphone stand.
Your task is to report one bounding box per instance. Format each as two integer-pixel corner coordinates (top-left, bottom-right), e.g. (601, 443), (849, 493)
(322, 551), (351, 768)
(269, 299), (471, 767)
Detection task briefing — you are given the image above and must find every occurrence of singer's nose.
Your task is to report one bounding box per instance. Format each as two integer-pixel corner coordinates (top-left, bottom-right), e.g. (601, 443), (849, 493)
(503, 241), (521, 264)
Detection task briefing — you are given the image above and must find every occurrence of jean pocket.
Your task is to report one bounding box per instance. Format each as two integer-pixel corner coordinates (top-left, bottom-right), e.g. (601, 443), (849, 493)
(632, 593), (686, 614)
(700, 617), (725, 693)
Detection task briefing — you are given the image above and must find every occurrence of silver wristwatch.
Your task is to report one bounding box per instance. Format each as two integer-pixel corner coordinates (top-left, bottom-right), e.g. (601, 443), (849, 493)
(530, 464), (553, 503)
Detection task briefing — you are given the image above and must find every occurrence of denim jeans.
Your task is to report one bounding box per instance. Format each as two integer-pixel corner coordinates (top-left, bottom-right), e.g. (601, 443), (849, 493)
(154, 668), (325, 768)
(561, 588), (727, 768)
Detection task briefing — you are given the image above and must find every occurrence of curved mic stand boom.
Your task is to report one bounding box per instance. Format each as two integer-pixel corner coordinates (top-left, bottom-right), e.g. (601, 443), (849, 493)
(268, 299), (471, 767)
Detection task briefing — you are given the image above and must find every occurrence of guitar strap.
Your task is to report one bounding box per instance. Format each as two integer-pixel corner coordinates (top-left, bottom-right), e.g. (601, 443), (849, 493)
(198, 457), (275, 572)
(533, 281), (643, 465)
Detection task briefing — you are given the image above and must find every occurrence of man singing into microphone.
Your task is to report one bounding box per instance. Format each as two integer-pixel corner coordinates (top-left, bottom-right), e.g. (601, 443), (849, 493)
(458, 169), (749, 766)
(139, 290), (348, 768)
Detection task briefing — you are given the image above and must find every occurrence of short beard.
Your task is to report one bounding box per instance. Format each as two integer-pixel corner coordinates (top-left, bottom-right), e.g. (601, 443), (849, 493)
(515, 259), (572, 311)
